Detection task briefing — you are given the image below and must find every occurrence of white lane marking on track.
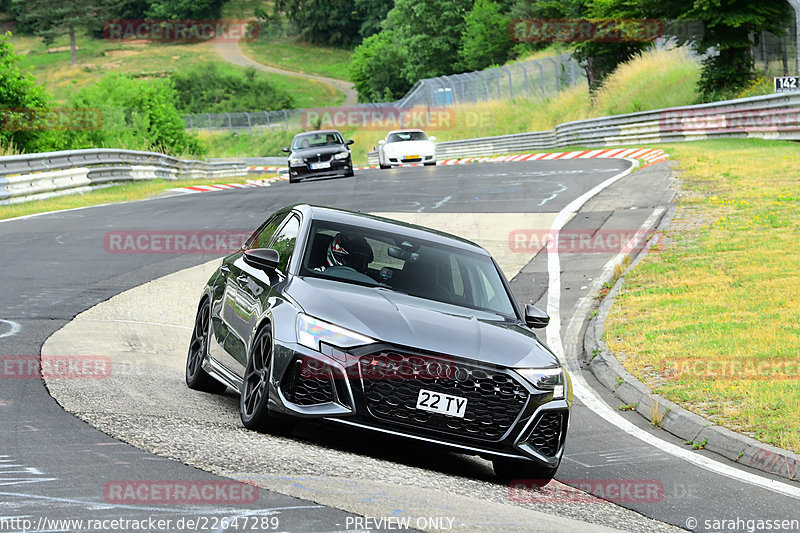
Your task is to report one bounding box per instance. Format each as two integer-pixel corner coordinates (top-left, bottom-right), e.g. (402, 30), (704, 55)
(432, 196), (452, 209)
(545, 161), (800, 500)
(0, 319), (21, 339)
(538, 183), (567, 207)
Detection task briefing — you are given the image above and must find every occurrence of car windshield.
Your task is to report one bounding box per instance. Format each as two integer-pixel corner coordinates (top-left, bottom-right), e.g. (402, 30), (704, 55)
(299, 221), (516, 317)
(293, 132), (343, 149)
(387, 131), (428, 143)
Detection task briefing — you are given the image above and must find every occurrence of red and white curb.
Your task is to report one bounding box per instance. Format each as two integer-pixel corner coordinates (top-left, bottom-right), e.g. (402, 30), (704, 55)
(438, 147), (669, 165)
(247, 166), (285, 172)
(173, 148), (668, 195)
(166, 176), (288, 195)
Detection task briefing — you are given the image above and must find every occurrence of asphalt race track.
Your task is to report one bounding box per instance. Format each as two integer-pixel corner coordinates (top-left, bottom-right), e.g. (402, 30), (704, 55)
(1, 160), (798, 532)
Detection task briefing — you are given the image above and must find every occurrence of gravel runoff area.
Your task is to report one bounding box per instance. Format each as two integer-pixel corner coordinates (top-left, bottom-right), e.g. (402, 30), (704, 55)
(42, 212), (686, 533)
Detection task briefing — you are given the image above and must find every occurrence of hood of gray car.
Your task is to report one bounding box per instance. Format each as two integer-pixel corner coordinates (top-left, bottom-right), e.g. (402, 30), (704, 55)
(288, 276), (560, 369)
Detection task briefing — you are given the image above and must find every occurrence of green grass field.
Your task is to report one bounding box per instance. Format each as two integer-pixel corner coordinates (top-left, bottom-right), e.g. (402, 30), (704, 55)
(9, 31), (341, 108)
(605, 139), (800, 453)
(241, 38), (353, 81)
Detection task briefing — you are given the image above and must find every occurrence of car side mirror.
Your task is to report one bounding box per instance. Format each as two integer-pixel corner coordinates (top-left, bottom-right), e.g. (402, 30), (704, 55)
(378, 140), (386, 145)
(346, 139), (354, 146)
(524, 304), (549, 329)
(282, 147), (290, 153)
(243, 248), (280, 272)
(429, 136), (437, 141)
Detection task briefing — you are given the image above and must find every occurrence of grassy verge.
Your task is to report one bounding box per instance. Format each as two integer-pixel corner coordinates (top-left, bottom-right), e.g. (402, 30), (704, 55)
(241, 38), (353, 81)
(605, 138), (800, 453)
(0, 175), (274, 221)
(10, 32), (340, 108)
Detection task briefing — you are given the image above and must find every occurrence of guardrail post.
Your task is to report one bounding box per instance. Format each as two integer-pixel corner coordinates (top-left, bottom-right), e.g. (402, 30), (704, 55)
(264, 111), (270, 128)
(226, 113), (232, 130)
(246, 112), (252, 134)
(283, 110), (289, 131)
(207, 113), (212, 129)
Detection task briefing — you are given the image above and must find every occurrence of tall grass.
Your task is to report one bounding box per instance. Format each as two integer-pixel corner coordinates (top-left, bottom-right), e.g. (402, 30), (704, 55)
(593, 47), (701, 115)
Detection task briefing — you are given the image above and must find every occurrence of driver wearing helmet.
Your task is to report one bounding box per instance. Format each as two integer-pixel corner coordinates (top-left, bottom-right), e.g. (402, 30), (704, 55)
(326, 232), (373, 272)
(315, 232), (375, 283)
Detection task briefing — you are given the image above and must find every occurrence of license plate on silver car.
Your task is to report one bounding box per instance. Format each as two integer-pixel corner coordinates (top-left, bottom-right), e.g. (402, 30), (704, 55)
(415, 389), (468, 418)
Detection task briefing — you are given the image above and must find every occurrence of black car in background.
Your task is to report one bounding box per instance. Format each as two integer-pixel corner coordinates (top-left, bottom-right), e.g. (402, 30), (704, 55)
(283, 130), (354, 183)
(185, 204), (572, 484)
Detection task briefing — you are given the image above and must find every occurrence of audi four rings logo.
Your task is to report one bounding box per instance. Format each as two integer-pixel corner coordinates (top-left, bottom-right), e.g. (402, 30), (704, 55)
(363, 357), (469, 380)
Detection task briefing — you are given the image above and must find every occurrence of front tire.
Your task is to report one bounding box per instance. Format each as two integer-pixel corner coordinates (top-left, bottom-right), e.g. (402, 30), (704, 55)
(240, 326), (296, 434)
(492, 458), (558, 487)
(185, 300), (227, 394)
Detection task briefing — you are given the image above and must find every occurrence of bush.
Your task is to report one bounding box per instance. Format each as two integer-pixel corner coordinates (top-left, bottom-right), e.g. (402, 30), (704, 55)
(145, 0), (225, 20)
(350, 30), (411, 102)
(171, 64), (294, 114)
(459, 0), (513, 71)
(70, 73), (203, 155)
(0, 33), (56, 152)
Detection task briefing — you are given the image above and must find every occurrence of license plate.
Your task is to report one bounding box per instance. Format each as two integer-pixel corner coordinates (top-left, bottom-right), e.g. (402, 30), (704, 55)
(415, 389), (468, 418)
(405, 155), (420, 160)
(310, 162), (331, 170)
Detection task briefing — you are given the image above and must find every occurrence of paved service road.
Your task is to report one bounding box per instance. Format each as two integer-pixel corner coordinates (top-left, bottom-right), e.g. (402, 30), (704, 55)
(2, 161), (798, 532)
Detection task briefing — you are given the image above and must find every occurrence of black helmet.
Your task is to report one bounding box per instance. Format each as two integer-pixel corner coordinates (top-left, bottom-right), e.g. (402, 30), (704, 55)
(326, 233), (373, 272)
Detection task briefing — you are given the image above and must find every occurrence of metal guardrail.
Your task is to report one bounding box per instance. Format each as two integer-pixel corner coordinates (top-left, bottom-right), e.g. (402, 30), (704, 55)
(0, 149), (249, 205)
(5, 93), (799, 203)
(366, 92), (800, 163)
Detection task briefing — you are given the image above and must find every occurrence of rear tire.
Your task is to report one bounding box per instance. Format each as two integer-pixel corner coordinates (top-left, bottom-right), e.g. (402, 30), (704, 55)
(185, 300), (228, 394)
(240, 326), (296, 435)
(492, 458), (558, 487)
(379, 163), (390, 169)
(344, 169), (355, 177)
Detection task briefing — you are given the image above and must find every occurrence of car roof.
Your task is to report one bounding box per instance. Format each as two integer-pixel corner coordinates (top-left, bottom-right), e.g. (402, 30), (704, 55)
(291, 204), (488, 255)
(294, 130), (342, 137)
(387, 129), (426, 135)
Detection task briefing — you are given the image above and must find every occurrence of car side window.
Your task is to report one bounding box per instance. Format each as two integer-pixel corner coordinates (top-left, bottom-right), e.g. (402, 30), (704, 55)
(245, 214), (287, 251)
(270, 216), (300, 274)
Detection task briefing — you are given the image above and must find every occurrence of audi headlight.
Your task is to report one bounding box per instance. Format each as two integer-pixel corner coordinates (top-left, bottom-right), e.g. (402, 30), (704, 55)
(296, 313), (374, 352)
(516, 367), (565, 399)
(289, 157), (304, 166)
(334, 152), (350, 160)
